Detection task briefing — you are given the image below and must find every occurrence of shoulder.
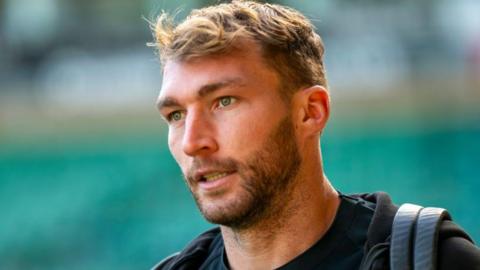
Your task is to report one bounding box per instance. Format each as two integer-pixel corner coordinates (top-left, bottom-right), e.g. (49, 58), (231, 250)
(345, 192), (397, 249)
(355, 191), (480, 269)
(437, 220), (480, 270)
(151, 252), (180, 270)
(151, 227), (222, 270)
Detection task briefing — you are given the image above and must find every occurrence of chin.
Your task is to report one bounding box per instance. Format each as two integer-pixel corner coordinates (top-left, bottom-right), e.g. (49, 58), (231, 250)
(196, 191), (257, 228)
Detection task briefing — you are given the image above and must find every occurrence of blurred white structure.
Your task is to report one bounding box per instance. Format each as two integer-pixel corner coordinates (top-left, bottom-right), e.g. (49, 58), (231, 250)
(3, 0), (60, 48)
(35, 48), (161, 114)
(1, 0), (479, 115)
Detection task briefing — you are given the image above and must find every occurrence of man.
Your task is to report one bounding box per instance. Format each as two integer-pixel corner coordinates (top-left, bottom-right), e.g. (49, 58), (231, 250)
(151, 1), (480, 269)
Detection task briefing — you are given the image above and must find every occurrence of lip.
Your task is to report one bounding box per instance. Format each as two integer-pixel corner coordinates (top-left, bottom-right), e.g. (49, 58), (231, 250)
(193, 169), (234, 182)
(194, 170), (237, 191)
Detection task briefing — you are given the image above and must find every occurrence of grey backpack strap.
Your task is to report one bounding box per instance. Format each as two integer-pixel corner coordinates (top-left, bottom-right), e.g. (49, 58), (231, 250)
(390, 203), (423, 270)
(390, 203), (450, 270)
(413, 207), (451, 270)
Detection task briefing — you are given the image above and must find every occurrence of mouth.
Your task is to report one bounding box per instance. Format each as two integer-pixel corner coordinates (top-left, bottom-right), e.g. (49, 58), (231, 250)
(201, 171), (231, 182)
(193, 169), (236, 188)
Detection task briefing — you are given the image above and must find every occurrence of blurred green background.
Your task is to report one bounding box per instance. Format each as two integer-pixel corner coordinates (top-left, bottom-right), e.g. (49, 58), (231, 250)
(0, 0), (479, 269)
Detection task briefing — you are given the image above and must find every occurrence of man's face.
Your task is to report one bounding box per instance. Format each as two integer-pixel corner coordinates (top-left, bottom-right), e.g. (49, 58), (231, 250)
(157, 46), (302, 229)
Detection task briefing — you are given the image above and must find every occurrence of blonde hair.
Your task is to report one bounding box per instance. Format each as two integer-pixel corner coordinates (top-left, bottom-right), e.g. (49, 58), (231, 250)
(152, 0), (327, 96)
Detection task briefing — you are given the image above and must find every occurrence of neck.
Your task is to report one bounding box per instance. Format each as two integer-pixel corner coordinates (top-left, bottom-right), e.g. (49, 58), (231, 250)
(221, 152), (340, 270)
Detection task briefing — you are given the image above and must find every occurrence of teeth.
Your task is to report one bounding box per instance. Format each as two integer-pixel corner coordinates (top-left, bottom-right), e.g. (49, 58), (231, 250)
(203, 172), (228, 182)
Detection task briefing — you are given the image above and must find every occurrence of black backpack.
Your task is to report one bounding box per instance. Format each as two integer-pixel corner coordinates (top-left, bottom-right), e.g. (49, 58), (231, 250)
(360, 203), (451, 270)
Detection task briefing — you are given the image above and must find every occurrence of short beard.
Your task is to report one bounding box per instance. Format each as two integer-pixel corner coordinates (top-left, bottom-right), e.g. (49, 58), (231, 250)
(185, 115), (302, 230)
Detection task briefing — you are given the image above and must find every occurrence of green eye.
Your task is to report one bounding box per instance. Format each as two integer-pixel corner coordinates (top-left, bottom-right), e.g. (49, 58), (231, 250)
(219, 96), (235, 108)
(168, 111), (184, 122)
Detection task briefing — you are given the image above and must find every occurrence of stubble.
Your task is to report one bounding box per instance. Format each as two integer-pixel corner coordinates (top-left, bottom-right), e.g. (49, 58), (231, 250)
(185, 115), (302, 230)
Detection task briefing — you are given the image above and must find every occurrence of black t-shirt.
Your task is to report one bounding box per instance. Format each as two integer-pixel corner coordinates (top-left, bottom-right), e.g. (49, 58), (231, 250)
(153, 192), (480, 270)
(198, 194), (375, 270)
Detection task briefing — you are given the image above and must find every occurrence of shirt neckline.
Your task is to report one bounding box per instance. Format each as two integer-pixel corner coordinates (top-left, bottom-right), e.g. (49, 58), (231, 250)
(220, 194), (359, 270)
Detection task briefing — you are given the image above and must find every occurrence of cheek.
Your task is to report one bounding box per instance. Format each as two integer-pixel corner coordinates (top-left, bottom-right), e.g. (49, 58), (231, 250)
(219, 111), (271, 151)
(168, 129), (184, 164)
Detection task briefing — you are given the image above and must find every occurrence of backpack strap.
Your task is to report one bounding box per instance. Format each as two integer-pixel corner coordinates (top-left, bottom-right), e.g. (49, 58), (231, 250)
(390, 203), (450, 270)
(413, 207), (451, 270)
(390, 203), (423, 270)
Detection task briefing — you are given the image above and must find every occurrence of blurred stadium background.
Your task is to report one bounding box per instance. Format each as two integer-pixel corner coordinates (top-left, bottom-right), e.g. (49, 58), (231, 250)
(0, 0), (479, 269)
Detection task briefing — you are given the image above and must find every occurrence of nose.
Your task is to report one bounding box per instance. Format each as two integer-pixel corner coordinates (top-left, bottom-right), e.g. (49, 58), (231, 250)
(181, 110), (218, 157)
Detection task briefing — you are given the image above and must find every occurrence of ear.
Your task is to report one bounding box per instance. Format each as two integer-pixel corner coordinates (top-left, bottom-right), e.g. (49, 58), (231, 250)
(294, 85), (330, 138)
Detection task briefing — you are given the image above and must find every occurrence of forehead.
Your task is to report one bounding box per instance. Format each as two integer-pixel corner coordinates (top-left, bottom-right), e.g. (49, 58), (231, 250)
(159, 46), (280, 100)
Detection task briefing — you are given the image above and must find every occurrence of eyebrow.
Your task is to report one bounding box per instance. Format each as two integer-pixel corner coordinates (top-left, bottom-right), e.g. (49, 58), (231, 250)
(156, 78), (244, 111)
